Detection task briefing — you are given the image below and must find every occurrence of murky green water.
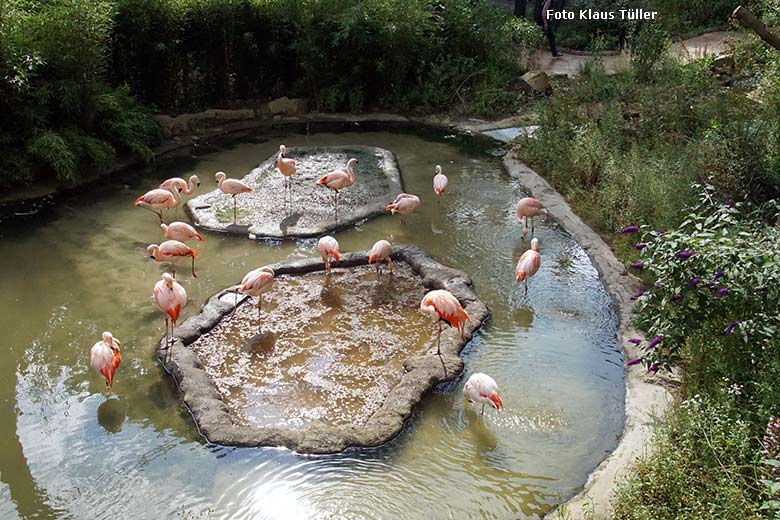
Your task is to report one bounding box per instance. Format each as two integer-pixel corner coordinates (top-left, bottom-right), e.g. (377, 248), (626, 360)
(0, 128), (625, 519)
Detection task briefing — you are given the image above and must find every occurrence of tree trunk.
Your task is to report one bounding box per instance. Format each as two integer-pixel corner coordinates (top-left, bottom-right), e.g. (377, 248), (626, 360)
(514, 0), (527, 19)
(733, 5), (780, 51)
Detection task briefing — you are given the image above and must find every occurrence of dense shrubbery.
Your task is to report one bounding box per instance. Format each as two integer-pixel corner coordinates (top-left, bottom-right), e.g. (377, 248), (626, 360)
(110, 0), (537, 114)
(516, 51), (780, 238)
(0, 0), (161, 190)
(1, 0), (535, 191)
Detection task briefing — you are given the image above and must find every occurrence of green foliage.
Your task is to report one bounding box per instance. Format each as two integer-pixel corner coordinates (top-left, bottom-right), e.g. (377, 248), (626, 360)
(614, 390), (762, 520)
(630, 189), (780, 386)
(0, 0), (161, 191)
(516, 55), (780, 236)
(627, 21), (669, 80)
(110, 0), (531, 114)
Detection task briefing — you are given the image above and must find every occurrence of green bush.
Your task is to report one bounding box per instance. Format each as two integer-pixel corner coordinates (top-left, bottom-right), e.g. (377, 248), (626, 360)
(614, 390), (762, 520)
(0, 0), (160, 191)
(110, 0), (532, 114)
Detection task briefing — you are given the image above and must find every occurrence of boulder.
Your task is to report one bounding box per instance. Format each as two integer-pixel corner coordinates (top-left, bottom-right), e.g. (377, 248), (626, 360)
(519, 70), (551, 94)
(711, 54), (735, 74)
(267, 96), (310, 115)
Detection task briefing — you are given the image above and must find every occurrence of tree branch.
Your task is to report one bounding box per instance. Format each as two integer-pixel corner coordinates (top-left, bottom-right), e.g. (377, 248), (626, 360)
(732, 5), (780, 51)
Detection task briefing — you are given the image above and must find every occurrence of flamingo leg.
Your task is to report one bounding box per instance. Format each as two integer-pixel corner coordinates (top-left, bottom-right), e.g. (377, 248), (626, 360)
(256, 295), (263, 332)
(531, 217), (535, 236)
(388, 258), (394, 274)
(169, 322), (175, 362)
(437, 322), (443, 355)
(233, 196), (237, 224)
(525, 279), (528, 296)
(481, 403), (485, 416)
(191, 255), (197, 278)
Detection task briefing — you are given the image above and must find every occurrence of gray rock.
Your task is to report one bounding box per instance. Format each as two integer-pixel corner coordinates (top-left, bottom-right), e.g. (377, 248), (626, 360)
(519, 70), (551, 94)
(268, 96), (310, 115)
(157, 246), (490, 454)
(187, 145), (404, 239)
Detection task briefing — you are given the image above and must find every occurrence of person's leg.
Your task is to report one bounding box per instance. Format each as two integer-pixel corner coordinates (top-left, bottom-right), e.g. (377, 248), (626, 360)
(547, 25), (559, 57)
(514, 0), (528, 18)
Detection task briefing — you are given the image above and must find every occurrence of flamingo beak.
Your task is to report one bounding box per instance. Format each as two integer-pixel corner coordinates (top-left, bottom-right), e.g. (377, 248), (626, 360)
(490, 393), (504, 412)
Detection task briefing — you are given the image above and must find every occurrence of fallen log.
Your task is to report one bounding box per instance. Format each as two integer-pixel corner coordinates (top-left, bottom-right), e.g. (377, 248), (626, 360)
(733, 5), (780, 50)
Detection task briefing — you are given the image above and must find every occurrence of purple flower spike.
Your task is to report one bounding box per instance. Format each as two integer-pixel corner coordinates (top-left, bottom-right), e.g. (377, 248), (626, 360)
(629, 338), (642, 344)
(648, 364), (659, 373)
(675, 251), (695, 259)
(655, 229), (666, 235)
(627, 358), (642, 366)
(713, 271), (725, 281)
(621, 225), (639, 234)
(629, 290), (645, 301)
(725, 198), (734, 206)
(718, 287), (729, 296)
(647, 336), (663, 349)
(671, 294), (682, 302)
(634, 242), (647, 250)
(630, 262), (644, 270)
(724, 321), (739, 335)
(690, 277), (701, 286)
(655, 284), (665, 290)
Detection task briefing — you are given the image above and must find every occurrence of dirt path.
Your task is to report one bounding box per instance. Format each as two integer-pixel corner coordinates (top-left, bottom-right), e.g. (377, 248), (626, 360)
(532, 30), (741, 77)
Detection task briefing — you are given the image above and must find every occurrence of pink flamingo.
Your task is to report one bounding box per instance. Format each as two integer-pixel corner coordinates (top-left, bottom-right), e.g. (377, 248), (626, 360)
(215, 171), (253, 224)
(386, 193), (421, 225)
(239, 266), (275, 324)
(160, 222), (204, 243)
(90, 331), (122, 390)
(368, 239), (393, 274)
(516, 238), (541, 295)
(277, 145), (297, 204)
(153, 273), (187, 357)
(516, 197), (546, 239)
(134, 178), (186, 222)
(433, 165), (448, 203)
(147, 240), (198, 278)
(317, 235), (340, 273)
(316, 158), (358, 220)
(420, 289), (470, 355)
(160, 175), (200, 195)
(464, 373), (504, 415)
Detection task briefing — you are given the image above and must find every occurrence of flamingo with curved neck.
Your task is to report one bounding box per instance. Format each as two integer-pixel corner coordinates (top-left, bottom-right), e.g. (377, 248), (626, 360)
(316, 158), (358, 220)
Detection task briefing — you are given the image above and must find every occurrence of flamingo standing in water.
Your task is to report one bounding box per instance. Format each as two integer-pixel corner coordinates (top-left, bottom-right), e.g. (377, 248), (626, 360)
(153, 273), (187, 357)
(160, 175), (200, 195)
(90, 331), (122, 390)
(516, 197), (546, 239)
(433, 165), (448, 203)
(419, 289), (470, 355)
(134, 178), (186, 222)
(147, 240), (198, 278)
(316, 158), (357, 220)
(318, 235), (340, 273)
(215, 171), (253, 224)
(464, 373), (504, 416)
(277, 145), (296, 205)
(516, 237), (541, 295)
(368, 239), (393, 274)
(386, 193), (421, 225)
(239, 267), (275, 324)
(161, 222), (204, 243)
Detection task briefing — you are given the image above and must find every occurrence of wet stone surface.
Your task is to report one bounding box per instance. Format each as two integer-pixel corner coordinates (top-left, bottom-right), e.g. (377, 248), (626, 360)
(186, 145), (403, 239)
(158, 246), (490, 454)
(190, 264), (431, 429)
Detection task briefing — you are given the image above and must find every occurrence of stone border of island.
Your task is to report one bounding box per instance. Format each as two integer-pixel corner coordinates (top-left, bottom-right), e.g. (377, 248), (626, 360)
(157, 245), (490, 454)
(186, 145), (404, 240)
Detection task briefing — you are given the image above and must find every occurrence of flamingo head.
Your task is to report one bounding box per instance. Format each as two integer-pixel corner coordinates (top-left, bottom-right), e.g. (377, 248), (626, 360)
(347, 158), (358, 169)
(160, 223), (168, 235)
(147, 244), (159, 258)
(215, 171), (226, 183)
(435, 165), (442, 175)
(102, 331), (114, 345)
(530, 238), (540, 252)
(279, 144), (286, 156)
(190, 175), (201, 188)
(259, 266), (275, 276)
(162, 272), (175, 289)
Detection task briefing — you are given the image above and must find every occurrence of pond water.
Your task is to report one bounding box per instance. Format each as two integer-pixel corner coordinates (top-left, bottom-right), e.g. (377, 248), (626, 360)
(0, 128), (625, 519)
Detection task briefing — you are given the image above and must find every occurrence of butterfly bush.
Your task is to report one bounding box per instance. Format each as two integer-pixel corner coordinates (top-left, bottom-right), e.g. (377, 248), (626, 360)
(628, 185), (780, 373)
